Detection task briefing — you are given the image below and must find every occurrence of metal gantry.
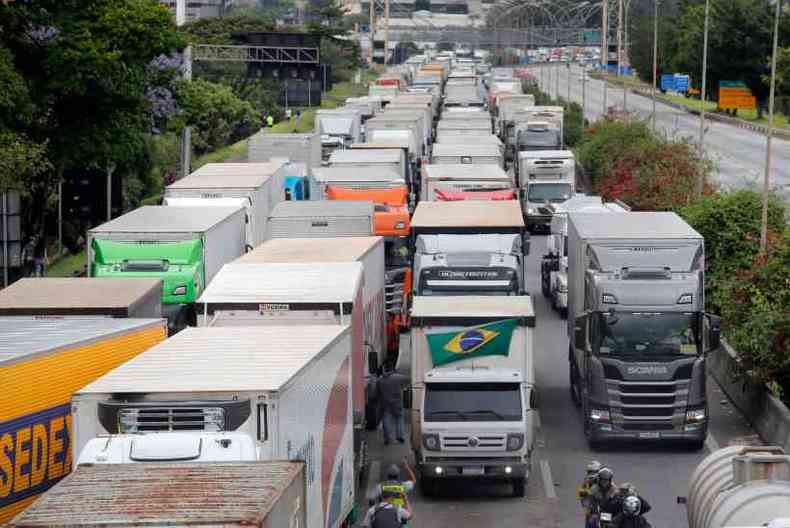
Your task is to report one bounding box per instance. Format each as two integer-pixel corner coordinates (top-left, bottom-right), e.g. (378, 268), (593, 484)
(192, 44), (320, 64)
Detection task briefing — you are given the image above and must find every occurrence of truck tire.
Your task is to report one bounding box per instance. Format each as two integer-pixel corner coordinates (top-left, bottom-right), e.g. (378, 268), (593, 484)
(421, 477), (436, 498)
(512, 477), (526, 497)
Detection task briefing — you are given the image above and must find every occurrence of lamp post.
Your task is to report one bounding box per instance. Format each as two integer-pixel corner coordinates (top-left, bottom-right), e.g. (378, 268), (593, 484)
(697, 0), (711, 197)
(761, 0), (782, 252)
(602, 0), (609, 115)
(651, 0), (659, 131)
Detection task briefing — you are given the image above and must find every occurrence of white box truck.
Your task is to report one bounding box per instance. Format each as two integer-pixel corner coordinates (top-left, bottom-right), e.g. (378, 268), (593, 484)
(267, 201), (375, 238)
(247, 131), (321, 168)
(436, 120), (492, 137)
(164, 161), (286, 248)
(408, 296), (537, 497)
(9, 462), (308, 528)
(329, 148), (408, 182)
(316, 108), (363, 161)
(431, 143), (504, 167)
(71, 325), (355, 528)
(88, 206), (247, 331)
(421, 164), (513, 202)
(518, 150), (576, 232)
(366, 113), (427, 156)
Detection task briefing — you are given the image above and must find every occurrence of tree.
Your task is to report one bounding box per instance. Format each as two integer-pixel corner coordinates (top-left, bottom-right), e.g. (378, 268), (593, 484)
(628, 8), (680, 84)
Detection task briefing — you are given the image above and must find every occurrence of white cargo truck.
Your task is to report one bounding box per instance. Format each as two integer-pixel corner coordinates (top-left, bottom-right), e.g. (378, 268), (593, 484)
(495, 94), (537, 135)
(71, 325), (355, 528)
(421, 164), (513, 202)
(164, 161), (286, 248)
(431, 143), (504, 167)
(329, 148), (408, 182)
(316, 108), (363, 161)
(88, 206), (247, 330)
(267, 200), (375, 238)
(436, 119), (492, 137)
(408, 296), (537, 497)
(247, 131), (321, 168)
(367, 129), (419, 161)
(367, 113), (427, 155)
(9, 462), (308, 528)
(518, 150), (576, 232)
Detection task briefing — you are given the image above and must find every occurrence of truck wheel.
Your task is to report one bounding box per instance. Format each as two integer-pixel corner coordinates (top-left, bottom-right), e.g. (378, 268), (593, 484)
(512, 477), (526, 497)
(421, 477), (436, 498)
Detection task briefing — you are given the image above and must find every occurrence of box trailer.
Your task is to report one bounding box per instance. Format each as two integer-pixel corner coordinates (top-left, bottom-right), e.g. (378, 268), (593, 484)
(366, 114), (427, 156)
(164, 161), (287, 248)
(518, 150), (577, 232)
(0, 317), (166, 522)
(88, 206), (247, 331)
(247, 131), (321, 169)
(71, 325), (354, 528)
(267, 201), (375, 238)
(313, 167), (405, 196)
(9, 462), (307, 528)
(431, 143), (503, 167)
(421, 164), (513, 202)
(407, 296), (537, 497)
(0, 278), (162, 318)
(329, 148), (408, 182)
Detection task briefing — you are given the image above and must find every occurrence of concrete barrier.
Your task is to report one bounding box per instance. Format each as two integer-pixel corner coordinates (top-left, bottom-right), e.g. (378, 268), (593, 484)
(708, 341), (790, 452)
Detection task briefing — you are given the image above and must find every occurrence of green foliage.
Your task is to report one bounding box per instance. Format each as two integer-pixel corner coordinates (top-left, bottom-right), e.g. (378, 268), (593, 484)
(320, 37), (362, 83)
(0, 132), (51, 194)
(628, 10), (680, 83)
(174, 79), (260, 155)
(180, 14), (275, 45)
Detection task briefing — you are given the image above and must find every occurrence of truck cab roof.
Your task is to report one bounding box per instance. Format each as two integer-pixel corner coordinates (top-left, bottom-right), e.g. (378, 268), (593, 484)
(417, 233), (520, 255)
(412, 201), (524, 233)
(519, 149), (574, 160)
(411, 295), (535, 326)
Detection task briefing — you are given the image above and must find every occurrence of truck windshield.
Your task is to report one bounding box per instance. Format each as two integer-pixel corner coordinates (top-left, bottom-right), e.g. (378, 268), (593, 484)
(595, 312), (701, 357)
(527, 183), (572, 203)
(518, 130), (561, 149)
(425, 383), (522, 422)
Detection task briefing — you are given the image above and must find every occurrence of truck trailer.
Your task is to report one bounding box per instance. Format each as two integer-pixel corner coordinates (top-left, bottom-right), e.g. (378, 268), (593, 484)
(518, 150), (576, 232)
(430, 144), (503, 167)
(71, 325), (355, 528)
(421, 164), (513, 202)
(164, 161), (287, 248)
(408, 296), (537, 497)
(0, 317), (166, 522)
(8, 462), (307, 528)
(0, 277), (162, 318)
(88, 206), (247, 331)
(267, 201), (375, 239)
(566, 212), (720, 449)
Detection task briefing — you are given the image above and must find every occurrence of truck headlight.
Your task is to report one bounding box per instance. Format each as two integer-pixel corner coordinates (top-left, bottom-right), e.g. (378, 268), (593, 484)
(677, 294), (693, 304)
(506, 433), (525, 451)
(590, 408), (610, 422)
(686, 408), (706, 423)
(172, 285), (187, 296)
(527, 208), (536, 215)
(423, 434), (440, 451)
(395, 221), (406, 229)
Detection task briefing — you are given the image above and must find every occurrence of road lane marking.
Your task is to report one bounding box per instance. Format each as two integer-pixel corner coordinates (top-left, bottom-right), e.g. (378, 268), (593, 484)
(540, 459), (558, 499)
(705, 433), (720, 453)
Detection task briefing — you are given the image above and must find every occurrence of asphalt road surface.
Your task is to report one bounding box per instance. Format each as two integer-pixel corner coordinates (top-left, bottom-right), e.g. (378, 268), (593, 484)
(365, 235), (758, 528)
(537, 64), (790, 200)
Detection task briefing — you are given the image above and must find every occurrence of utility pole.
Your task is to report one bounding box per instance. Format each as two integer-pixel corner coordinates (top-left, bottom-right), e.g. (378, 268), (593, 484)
(617, 0), (626, 110)
(602, 0), (609, 115)
(180, 45), (192, 179)
(651, 0), (658, 130)
(369, 0), (375, 64)
(384, 0), (390, 66)
(582, 64), (587, 118)
(761, 0), (782, 252)
(555, 64), (559, 99)
(697, 0), (711, 197)
(567, 63), (571, 103)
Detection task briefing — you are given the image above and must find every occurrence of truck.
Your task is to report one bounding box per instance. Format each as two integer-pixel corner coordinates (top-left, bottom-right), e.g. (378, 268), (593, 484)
(163, 161), (287, 248)
(411, 200), (528, 296)
(247, 131), (322, 199)
(436, 119), (492, 138)
(330, 148), (409, 183)
(421, 164), (513, 202)
(70, 325), (355, 528)
(315, 108), (363, 161)
(407, 296), (537, 497)
(437, 133), (504, 151)
(88, 205), (247, 331)
(513, 106), (565, 155)
(313, 167), (405, 196)
(518, 150), (576, 232)
(0, 277), (162, 318)
(0, 317), (166, 522)
(431, 143), (504, 167)
(541, 197), (629, 316)
(366, 129), (420, 164)
(267, 200), (375, 238)
(495, 94), (537, 136)
(9, 462), (308, 528)
(566, 212), (721, 449)
(367, 112), (428, 155)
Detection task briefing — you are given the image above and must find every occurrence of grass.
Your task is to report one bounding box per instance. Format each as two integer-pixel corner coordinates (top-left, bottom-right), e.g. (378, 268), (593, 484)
(47, 249), (87, 277)
(192, 137), (249, 168)
(270, 79), (374, 133)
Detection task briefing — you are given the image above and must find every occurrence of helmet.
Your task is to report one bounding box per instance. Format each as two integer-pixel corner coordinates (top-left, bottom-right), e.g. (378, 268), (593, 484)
(620, 482), (637, 496)
(386, 464), (400, 480)
(623, 495), (641, 516)
(597, 467), (614, 482)
(586, 460), (602, 474)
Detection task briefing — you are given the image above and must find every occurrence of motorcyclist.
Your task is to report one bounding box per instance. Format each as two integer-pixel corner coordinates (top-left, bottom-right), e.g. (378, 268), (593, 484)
(611, 483), (651, 518)
(578, 460), (602, 527)
(589, 467), (620, 515)
(611, 495), (652, 528)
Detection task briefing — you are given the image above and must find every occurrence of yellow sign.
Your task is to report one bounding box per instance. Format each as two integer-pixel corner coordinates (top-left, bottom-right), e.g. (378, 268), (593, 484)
(719, 87), (756, 110)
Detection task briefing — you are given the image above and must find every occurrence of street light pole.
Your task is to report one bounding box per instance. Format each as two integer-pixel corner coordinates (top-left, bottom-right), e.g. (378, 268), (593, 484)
(697, 0), (711, 197)
(602, 0), (609, 114)
(760, 0), (782, 252)
(651, 0), (659, 131)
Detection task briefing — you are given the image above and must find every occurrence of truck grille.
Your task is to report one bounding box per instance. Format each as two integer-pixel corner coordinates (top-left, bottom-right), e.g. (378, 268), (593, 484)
(118, 407), (225, 433)
(441, 434), (506, 451)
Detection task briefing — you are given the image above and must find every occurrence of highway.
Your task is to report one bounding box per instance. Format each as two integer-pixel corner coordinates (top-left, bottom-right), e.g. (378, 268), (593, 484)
(365, 235), (758, 527)
(537, 64), (790, 200)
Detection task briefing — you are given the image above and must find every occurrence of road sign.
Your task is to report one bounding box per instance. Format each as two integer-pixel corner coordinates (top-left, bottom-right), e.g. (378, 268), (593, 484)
(661, 74), (675, 91)
(673, 74), (690, 93)
(719, 81), (756, 110)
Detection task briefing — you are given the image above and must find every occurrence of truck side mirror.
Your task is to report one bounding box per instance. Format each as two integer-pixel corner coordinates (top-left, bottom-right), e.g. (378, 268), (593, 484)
(706, 313), (721, 351)
(403, 387), (413, 410)
(574, 314), (589, 351)
(529, 388), (538, 410)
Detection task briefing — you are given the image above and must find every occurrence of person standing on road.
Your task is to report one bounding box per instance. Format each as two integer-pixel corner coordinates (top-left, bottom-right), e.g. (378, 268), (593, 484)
(265, 114), (274, 128)
(33, 236), (48, 277)
(376, 362), (409, 444)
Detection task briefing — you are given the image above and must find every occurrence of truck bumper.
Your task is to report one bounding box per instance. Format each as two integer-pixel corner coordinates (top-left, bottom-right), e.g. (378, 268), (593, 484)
(161, 303), (192, 334)
(588, 421), (707, 443)
(526, 215), (552, 232)
(420, 459), (528, 480)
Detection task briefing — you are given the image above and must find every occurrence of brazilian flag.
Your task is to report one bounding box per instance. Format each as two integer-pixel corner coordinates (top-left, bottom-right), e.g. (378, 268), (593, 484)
(426, 319), (519, 367)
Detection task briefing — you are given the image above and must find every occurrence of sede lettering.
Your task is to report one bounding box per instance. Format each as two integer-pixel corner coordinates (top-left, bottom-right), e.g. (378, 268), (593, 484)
(0, 404), (72, 507)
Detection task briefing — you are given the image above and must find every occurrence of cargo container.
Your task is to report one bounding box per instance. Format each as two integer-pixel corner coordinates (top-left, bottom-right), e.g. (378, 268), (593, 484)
(421, 164), (513, 202)
(247, 132), (321, 198)
(329, 148), (408, 182)
(316, 108), (363, 161)
(164, 161), (287, 248)
(495, 94), (537, 136)
(71, 325), (354, 528)
(9, 461), (307, 528)
(267, 201), (375, 238)
(88, 206), (247, 331)
(367, 113), (428, 155)
(436, 119), (492, 137)
(0, 317), (166, 522)
(431, 143), (503, 167)
(0, 278), (162, 318)
(407, 296), (537, 497)
(436, 133), (504, 150)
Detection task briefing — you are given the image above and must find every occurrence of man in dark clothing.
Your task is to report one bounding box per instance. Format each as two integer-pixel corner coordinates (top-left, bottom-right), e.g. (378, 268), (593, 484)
(376, 364), (409, 444)
(611, 495), (652, 528)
